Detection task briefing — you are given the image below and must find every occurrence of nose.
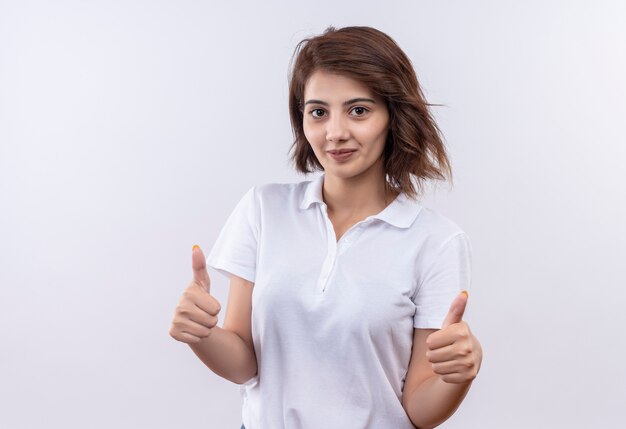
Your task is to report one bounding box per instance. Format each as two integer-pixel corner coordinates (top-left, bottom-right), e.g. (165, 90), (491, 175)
(326, 114), (350, 143)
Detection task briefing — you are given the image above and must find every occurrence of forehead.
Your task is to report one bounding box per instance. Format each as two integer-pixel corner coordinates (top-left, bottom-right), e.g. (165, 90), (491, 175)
(304, 70), (377, 100)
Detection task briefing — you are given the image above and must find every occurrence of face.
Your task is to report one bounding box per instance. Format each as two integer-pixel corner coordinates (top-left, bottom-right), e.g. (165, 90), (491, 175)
(302, 70), (390, 181)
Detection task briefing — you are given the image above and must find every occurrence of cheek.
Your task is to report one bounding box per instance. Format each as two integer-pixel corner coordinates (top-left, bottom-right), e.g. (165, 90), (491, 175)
(356, 122), (388, 145)
(373, 118), (391, 144)
(303, 121), (323, 146)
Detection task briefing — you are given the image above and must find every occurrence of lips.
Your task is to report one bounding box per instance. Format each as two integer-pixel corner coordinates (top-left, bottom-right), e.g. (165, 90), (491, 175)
(327, 149), (357, 154)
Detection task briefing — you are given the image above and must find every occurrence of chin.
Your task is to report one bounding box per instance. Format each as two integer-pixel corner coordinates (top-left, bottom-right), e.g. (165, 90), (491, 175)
(324, 167), (367, 180)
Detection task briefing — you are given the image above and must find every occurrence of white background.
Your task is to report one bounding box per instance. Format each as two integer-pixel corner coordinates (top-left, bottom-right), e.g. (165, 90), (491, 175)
(1, 1), (625, 428)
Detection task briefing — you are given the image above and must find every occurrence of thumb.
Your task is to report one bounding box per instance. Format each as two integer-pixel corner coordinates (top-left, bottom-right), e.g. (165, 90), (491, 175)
(191, 244), (211, 293)
(441, 290), (468, 329)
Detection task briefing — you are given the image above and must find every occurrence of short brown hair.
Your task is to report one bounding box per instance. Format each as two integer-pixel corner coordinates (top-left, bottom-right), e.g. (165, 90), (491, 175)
(288, 26), (452, 200)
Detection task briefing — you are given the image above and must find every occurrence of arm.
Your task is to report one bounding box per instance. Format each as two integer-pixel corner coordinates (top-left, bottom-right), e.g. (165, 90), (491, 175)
(189, 274), (257, 385)
(402, 306), (482, 428)
(402, 331), (472, 429)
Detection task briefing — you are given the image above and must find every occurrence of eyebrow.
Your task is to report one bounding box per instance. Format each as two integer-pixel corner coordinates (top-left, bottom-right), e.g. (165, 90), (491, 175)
(303, 97), (377, 107)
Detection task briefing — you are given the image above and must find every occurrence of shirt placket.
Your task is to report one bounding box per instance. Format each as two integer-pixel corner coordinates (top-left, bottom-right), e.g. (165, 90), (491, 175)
(316, 205), (367, 294)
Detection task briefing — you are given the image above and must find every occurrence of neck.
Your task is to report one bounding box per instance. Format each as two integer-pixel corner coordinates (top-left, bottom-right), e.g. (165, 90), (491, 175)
(322, 159), (398, 217)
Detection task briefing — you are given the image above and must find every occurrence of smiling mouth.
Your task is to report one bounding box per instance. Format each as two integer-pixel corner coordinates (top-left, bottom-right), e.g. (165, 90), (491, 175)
(327, 149), (357, 154)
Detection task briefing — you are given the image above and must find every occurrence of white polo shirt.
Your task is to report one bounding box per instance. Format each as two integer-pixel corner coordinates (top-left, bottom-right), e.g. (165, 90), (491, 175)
(206, 173), (472, 429)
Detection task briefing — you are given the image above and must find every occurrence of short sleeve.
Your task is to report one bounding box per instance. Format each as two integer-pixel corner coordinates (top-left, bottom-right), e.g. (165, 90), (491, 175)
(206, 186), (259, 283)
(413, 233), (472, 329)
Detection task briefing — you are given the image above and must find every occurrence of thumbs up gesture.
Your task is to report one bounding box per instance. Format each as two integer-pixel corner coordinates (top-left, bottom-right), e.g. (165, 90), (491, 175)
(169, 245), (222, 344)
(425, 291), (483, 384)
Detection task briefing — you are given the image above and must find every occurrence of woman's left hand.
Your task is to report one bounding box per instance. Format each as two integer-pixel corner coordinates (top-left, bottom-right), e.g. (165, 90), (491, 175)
(425, 291), (483, 384)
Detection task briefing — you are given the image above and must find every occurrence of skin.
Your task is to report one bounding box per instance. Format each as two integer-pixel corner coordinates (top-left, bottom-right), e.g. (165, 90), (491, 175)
(170, 246), (256, 385)
(302, 70), (399, 235)
(172, 69), (483, 429)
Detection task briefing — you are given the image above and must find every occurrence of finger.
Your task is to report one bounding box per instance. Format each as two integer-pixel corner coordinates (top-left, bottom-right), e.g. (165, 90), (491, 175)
(173, 331), (202, 344)
(192, 244), (211, 293)
(426, 343), (459, 363)
(194, 293), (221, 316)
(181, 318), (214, 337)
(427, 320), (471, 350)
(440, 373), (471, 384)
(441, 290), (468, 329)
(432, 360), (467, 376)
(426, 329), (455, 351)
(190, 306), (219, 328)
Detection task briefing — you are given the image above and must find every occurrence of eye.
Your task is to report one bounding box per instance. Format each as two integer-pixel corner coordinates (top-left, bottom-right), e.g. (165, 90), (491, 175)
(350, 106), (369, 116)
(309, 108), (326, 119)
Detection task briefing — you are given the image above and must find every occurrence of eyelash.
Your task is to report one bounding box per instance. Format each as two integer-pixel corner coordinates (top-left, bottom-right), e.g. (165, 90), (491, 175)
(309, 106), (369, 119)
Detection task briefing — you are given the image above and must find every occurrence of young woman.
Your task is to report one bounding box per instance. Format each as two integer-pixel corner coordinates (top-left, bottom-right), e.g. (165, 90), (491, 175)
(170, 26), (483, 429)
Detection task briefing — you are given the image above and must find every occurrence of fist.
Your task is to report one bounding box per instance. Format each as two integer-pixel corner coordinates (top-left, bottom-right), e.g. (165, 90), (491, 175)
(425, 291), (483, 384)
(169, 245), (222, 344)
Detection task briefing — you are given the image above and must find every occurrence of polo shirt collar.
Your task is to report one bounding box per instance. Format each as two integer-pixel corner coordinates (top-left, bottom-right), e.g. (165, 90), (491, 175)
(299, 173), (422, 229)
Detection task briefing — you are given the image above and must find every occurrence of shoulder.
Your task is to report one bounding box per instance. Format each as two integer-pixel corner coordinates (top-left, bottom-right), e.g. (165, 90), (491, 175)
(254, 180), (303, 198)
(410, 206), (472, 283)
(412, 205), (470, 250)
(250, 177), (312, 209)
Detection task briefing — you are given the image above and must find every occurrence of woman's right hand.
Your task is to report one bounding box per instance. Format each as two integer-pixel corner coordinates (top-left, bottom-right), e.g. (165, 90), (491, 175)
(169, 245), (222, 344)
